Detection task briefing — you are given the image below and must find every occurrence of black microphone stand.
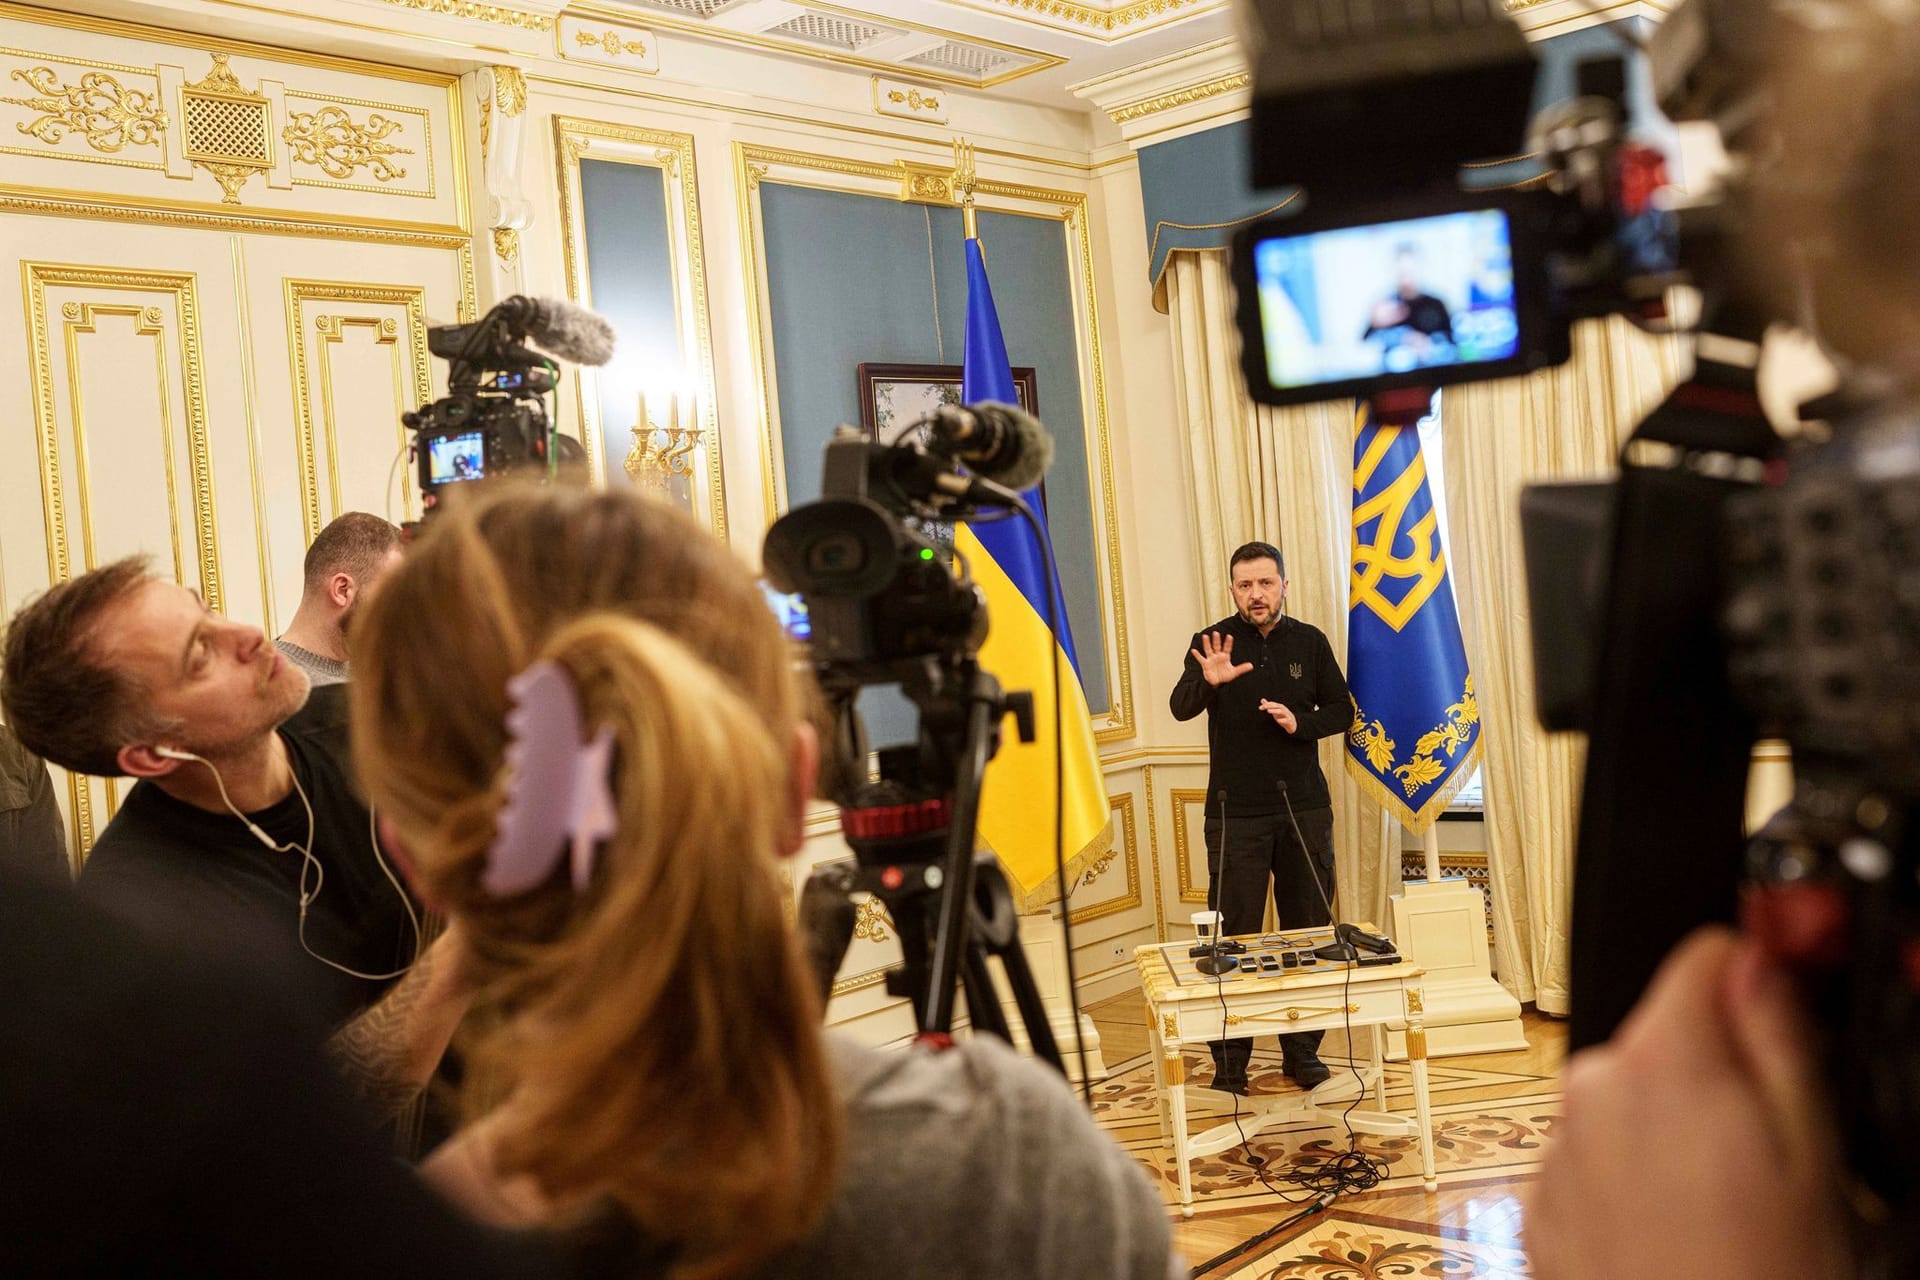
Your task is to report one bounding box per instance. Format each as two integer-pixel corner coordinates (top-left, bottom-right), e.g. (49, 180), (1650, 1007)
(1193, 788), (1248, 976)
(1275, 780), (1395, 962)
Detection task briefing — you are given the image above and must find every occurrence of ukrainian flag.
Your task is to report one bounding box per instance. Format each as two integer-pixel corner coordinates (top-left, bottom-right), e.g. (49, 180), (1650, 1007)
(954, 234), (1111, 906)
(1344, 405), (1481, 831)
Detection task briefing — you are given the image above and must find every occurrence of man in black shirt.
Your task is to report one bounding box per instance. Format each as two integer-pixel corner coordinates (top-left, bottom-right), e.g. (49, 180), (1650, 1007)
(1362, 245), (1455, 363)
(1171, 541), (1352, 1092)
(0, 557), (468, 1118)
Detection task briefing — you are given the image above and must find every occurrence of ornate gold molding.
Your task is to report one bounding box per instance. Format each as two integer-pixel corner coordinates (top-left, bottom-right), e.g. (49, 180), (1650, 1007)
(0, 184), (467, 244)
(553, 116), (727, 537)
(952, 0), (1222, 35)
(375, 0), (552, 29)
(575, 28), (646, 57)
(1069, 792), (1141, 926)
(890, 87), (940, 112)
(23, 264), (222, 707)
(179, 54), (273, 204)
(491, 226), (520, 264)
(491, 65), (527, 117)
(733, 141), (1133, 740)
(0, 65), (168, 152)
(1144, 764), (1167, 940)
(1169, 786), (1211, 904)
(1108, 71), (1249, 125)
(282, 105), (412, 182)
(284, 282), (431, 539)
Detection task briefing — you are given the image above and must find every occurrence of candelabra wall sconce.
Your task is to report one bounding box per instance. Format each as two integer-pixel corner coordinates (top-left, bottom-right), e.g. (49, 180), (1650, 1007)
(624, 391), (701, 503)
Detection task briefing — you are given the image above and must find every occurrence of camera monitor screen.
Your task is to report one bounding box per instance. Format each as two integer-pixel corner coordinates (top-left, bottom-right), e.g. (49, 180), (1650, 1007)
(1233, 196), (1566, 408)
(427, 432), (487, 485)
(760, 580), (811, 643)
(1254, 209), (1516, 386)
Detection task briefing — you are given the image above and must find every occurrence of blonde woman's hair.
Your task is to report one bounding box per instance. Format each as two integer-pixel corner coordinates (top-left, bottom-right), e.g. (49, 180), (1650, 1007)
(348, 486), (838, 1279)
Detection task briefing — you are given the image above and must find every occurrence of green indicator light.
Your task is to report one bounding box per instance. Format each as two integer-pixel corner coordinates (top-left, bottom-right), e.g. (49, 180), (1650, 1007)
(920, 548), (936, 561)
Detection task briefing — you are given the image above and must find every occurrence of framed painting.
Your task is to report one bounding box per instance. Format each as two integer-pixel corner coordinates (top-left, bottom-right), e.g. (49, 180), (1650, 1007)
(856, 362), (1039, 448)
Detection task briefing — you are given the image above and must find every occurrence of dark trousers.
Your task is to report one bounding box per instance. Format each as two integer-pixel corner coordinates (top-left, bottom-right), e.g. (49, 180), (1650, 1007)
(1202, 806), (1337, 1080)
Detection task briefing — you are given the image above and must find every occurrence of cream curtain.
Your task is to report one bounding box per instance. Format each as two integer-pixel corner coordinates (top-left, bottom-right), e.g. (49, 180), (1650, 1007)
(1164, 248), (1682, 1012)
(1165, 249), (1395, 930)
(1441, 317), (1683, 1013)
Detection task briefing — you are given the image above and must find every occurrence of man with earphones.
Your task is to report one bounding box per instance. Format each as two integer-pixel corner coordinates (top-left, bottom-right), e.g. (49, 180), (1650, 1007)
(1171, 541), (1352, 1094)
(0, 556), (469, 1122)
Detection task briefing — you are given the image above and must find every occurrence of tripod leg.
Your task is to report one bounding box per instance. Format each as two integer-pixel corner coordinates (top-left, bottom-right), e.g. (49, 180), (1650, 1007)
(992, 935), (1064, 1073)
(961, 946), (1013, 1044)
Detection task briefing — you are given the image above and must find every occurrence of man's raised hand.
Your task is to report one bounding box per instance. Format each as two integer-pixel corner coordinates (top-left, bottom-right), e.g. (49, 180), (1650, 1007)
(1191, 631), (1253, 687)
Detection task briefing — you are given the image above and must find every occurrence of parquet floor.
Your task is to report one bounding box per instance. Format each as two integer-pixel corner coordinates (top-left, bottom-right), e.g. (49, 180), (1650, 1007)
(1085, 989), (1565, 1277)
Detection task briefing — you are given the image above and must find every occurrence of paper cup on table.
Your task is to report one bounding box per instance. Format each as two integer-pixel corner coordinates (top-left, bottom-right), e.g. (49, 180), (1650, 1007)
(1190, 910), (1223, 944)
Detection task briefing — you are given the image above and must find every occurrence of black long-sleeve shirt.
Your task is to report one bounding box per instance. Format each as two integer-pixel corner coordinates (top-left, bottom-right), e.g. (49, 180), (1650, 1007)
(1170, 614), (1352, 817)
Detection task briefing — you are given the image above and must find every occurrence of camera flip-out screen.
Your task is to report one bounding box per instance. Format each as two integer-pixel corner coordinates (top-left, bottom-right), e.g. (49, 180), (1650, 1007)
(427, 431), (487, 485)
(1233, 192), (1567, 407)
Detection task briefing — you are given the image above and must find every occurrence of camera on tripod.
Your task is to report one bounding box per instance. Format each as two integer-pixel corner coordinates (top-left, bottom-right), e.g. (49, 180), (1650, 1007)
(1234, 0), (1918, 1258)
(765, 406), (1065, 1065)
(403, 295), (614, 513)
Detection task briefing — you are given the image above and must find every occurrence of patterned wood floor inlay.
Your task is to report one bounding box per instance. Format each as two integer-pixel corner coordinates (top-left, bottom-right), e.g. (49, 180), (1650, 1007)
(1192, 1209), (1533, 1280)
(1083, 994), (1567, 1277)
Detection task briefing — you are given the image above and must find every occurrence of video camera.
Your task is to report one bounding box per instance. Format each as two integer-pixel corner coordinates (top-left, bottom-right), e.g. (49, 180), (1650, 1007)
(404, 295), (614, 514)
(1236, 0), (1918, 1256)
(764, 403), (1072, 1068)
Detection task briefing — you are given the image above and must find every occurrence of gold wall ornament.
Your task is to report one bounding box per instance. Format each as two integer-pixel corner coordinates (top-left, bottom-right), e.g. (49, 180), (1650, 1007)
(851, 895), (893, 943)
(478, 91), (491, 163)
(576, 28), (647, 56)
(491, 66), (527, 117)
(889, 88), (940, 112)
(282, 105), (412, 182)
(179, 54), (273, 204)
(1, 66), (168, 152)
(624, 394), (701, 495)
(900, 162), (956, 205)
(491, 226), (520, 264)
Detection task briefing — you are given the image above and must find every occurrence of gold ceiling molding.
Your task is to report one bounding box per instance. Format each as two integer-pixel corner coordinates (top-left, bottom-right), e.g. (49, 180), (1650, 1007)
(1107, 70), (1247, 124)
(282, 105), (413, 182)
(952, 0), (1222, 36)
(373, 0), (553, 30)
(0, 65), (168, 152)
(565, 0), (1065, 90)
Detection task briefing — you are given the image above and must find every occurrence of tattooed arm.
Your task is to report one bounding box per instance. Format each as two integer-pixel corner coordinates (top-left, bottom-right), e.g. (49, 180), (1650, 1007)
(327, 925), (474, 1123)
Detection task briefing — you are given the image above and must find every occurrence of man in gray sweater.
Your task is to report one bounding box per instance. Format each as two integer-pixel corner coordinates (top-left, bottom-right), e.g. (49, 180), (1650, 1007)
(276, 513), (402, 686)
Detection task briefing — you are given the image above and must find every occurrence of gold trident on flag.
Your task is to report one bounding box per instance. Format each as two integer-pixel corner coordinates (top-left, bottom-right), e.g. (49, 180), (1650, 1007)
(954, 136), (980, 240)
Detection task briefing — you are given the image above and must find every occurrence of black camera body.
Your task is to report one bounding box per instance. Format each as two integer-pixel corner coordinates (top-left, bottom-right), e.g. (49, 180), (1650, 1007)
(763, 429), (988, 680)
(404, 296), (608, 514)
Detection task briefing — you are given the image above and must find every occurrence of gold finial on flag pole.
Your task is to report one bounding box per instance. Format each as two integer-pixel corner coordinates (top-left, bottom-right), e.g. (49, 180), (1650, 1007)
(954, 136), (979, 241)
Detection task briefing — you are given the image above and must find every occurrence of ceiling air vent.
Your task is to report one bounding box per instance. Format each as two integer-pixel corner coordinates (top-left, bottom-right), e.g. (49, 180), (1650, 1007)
(613, 0), (752, 18)
(905, 41), (1021, 79)
(765, 11), (901, 50)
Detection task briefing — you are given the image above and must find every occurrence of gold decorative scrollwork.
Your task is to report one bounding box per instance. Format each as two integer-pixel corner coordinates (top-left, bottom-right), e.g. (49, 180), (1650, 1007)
(376, 0), (551, 29)
(491, 227), (520, 265)
(1223, 1004), (1362, 1025)
(745, 161), (768, 189)
(886, 87), (941, 112)
(1162, 1013), (1178, 1042)
(1109, 73), (1250, 125)
(491, 66), (527, 118)
(852, 896), (893, 943)
(576, 29), (648, 57)
(903, 170), (954, 204)
(1405, 988), (1424, 1015)
(1, 66), (167, 153)
(180, 54), (272, 205)
(282, 106), (412, 182)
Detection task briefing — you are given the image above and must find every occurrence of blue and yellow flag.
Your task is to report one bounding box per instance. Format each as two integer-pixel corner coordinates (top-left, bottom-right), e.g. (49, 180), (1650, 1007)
(953, 235), (1111, 904)
(1344, 407), (1481, 831)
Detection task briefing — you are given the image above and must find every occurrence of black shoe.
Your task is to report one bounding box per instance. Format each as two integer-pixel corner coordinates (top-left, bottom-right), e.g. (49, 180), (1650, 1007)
(1284, 1057), (1331, 1089)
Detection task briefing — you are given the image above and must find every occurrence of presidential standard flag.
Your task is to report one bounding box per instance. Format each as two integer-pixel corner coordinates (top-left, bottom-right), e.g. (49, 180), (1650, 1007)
(1344, 407), (1482, 831)
(953, 234), (1111, 904)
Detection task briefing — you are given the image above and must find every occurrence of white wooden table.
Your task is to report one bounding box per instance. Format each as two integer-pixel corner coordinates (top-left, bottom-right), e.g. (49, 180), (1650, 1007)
(1135, 929), (1438, 1216)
